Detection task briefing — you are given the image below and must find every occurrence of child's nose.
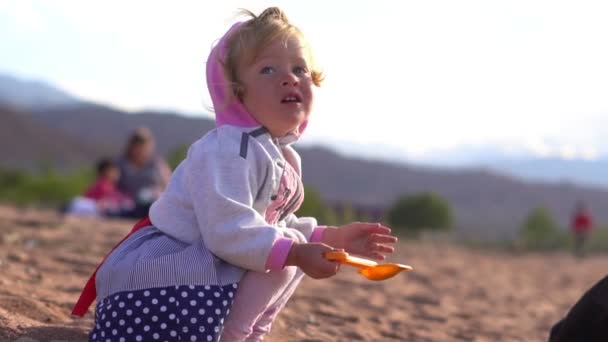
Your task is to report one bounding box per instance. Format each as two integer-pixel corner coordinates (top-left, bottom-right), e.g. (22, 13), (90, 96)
(281, 73), (299, 87)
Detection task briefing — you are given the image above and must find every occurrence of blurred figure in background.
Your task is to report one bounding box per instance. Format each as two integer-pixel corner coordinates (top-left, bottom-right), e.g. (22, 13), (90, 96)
(116, 127), (171, 218)
(84, 158), (134, 217)
(570, 201), (593, 257)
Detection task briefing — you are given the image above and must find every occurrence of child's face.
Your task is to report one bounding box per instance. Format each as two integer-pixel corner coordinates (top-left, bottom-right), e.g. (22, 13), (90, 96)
(105, 167), (120, 183)
(238, 35), (314, 137)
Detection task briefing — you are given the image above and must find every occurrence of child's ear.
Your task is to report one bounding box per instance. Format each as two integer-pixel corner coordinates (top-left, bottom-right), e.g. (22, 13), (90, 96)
(232, 83), (245, 101)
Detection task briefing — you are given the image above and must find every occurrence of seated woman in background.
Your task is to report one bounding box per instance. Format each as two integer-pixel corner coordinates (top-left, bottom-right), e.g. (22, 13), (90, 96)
(83, 158), (134, 217)
(115, 127), (171, 218)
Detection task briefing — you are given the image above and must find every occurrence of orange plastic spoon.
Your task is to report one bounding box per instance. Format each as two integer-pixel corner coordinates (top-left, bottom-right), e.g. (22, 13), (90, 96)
(324, 251), (413, 281)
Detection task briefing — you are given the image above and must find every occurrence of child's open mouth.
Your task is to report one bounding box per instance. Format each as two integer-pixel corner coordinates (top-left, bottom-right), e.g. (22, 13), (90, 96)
(281, 93), (301, 104)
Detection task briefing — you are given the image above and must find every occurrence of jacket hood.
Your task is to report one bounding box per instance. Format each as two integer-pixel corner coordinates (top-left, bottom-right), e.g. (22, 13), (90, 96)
(206, 21), (308, 141)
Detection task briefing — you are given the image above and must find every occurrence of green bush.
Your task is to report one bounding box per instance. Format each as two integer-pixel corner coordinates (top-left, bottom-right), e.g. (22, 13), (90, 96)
(585, 226), (608, 253)
(167, 144), (189, 170)
(387, 192), (453, 234)
(296, 186), (337, 226)
(0, 166), (93, 207)
(518, 207), (566, 250)
(338, 203), (355, 225)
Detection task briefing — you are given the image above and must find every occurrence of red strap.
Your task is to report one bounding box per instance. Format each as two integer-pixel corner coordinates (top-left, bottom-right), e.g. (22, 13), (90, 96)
(71, 217), (152, 317)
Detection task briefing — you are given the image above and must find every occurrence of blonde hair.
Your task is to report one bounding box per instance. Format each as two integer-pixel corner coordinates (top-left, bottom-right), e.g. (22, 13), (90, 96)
(224, 7), (324, 99)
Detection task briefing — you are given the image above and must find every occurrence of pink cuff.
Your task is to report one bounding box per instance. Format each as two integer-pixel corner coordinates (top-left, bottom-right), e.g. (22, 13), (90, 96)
(265, 237), (294, 271)
(310, 226), (326, 242)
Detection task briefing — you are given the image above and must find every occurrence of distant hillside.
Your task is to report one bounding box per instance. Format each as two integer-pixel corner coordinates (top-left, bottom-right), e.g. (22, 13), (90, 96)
(300, 147), (608, 237)
(0, 74), (80, 110)
(5, 102), (608, 237)
(4, 73), (608, 238)
(0, 106), (106, 169)
(29, 103), (216, 156)
(488, 158), (608, 189)
(3, 72), (608, 190)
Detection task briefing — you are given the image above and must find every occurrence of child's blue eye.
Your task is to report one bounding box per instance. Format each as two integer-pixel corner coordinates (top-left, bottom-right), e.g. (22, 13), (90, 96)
(293, 66), (308, 74)
(260, 66), (275, 74)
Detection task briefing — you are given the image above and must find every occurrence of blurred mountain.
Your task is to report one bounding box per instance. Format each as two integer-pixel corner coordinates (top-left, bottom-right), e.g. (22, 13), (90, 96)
(28, 103), (216, 157)
(0, 105), (106, 169)
(487, 158), (608, 189)
(300, 147), (608, 236)
(3, 73), (608, 237)
(0, 74), (81, 110)
(305, 140), (608, 191)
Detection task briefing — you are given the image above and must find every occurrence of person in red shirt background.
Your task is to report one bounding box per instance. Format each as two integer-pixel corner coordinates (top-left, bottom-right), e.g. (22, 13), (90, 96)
(571, 201), (593, 257)
(84, 158), (134, 217)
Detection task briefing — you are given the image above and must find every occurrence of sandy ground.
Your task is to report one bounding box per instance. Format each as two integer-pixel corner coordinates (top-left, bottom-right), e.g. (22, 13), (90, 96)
(0, 204), (605, 342)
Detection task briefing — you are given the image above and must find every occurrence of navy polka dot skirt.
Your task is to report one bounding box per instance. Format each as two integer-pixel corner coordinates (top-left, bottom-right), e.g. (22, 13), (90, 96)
(89, 283), (237, 342)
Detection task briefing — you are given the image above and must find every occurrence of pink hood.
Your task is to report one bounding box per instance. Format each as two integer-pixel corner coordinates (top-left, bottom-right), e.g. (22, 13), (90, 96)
(206, 21), (308, 139)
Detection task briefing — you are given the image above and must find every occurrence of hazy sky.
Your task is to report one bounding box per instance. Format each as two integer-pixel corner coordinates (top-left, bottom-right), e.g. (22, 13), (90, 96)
(2, 0), (608, 162)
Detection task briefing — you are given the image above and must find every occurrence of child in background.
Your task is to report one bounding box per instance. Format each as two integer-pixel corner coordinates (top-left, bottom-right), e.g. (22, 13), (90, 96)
(74, 7), (398, 342)
(570, 201), (593, 257)
(84, 158), (134, 217)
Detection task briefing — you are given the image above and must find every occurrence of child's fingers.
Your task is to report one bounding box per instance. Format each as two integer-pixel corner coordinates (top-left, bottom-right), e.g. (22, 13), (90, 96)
(366, 246), (394, 260)
(370, 233), (398, 244)
(369, 252), (387, 260)
(367, 242), (395, 254)
(359, 223), (392, 235)
(374, 244), (395, 254)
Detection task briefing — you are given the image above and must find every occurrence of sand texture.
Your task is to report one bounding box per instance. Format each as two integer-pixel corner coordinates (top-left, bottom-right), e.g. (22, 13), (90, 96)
(0, 205), (603, 341)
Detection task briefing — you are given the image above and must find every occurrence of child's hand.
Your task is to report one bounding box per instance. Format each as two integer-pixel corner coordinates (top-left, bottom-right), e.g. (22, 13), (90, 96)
(286, 243), (341, 279)
(324, 222), (397, 260)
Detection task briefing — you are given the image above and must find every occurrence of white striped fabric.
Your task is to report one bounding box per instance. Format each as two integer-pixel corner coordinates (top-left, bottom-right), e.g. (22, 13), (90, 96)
(96, 226), (244, 299)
